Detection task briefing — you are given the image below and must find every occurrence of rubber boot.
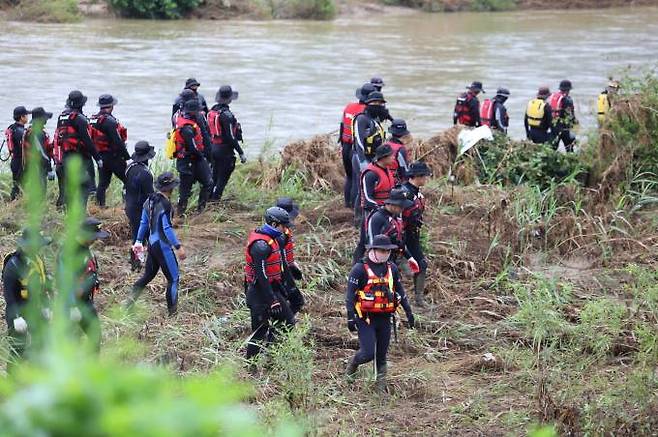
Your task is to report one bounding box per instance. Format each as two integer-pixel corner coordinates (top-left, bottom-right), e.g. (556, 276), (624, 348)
(413, 272), (427, 308)
(345, 356), (359, 379)
(375, 363), (387, 393)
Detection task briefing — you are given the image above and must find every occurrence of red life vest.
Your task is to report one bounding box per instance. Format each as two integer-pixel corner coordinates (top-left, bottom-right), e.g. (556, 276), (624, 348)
(22, 127), (53, 167)
(454, 92), (475, 126)
(3, 126), (17, 156)
(207, 108), (238, 145)
(402, 191), (425, 229)
(89, 113), (127, 153)
(173, 115), (204, 158)
(244, 231), (283, 284)
(480, 99), (494, 127)
(385, 139), (408, 184)
(355, 263), (398, 315)
(55, 111), (84, 153)
(341, 102), (366, 144)
(360, 163), (395, 208)
(283, 228), (294, 265)
(549, 92), (566, 121)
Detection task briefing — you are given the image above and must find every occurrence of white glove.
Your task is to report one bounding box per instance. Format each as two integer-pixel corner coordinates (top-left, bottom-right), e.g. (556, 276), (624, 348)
(41, 308), (52, 321)
(408, 257), (420, 274)
(70, 307), (82, 322)
(13, 317), (28, 333)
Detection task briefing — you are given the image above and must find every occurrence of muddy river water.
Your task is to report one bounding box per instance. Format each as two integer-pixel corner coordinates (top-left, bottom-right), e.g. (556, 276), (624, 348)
(1, 7), (658, 153)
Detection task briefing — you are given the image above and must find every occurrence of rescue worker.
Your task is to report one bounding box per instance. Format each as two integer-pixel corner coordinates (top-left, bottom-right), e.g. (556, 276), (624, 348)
(2, 229), (51, 367)
(244, 207), (296, 359)
(207, 85), (247, 201)
(23, 107), (56, 192)
(54, 90), (102, 209)
(401, 161), (432, 307)
(385, 119), (412, 184)
(125, 141), (155, 241)
(91, 94), (130, 207)
(275, 197), (304, 315)
(370, 77), (385, 92)
(345, 234), (415, 391)
(453, 81), (484, 127)
(352, 91), (388, 215)
(480, 88), (510, 134)
(597, 80), (620, 126)
(173, 78), (209, 116)
(524, 87), (554, 144)
(339, 83), (375, 208)
(359, 143), (396, 219)
(173, 99), (213, 215)
(67, 217), (108, 353)
(129, 172), (186, 317)
(5, 106), (30, 200)
(353, 187), (413, 265)
(173, 79), (212, 152)
(549, 80), (578, 152)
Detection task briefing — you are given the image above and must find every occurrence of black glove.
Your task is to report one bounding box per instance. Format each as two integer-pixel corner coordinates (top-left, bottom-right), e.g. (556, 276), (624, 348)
(290, 264), (303, 281)
(406, 312), (415, 329)
(347, 319), (357, 333)
(269, 300), (282, 317)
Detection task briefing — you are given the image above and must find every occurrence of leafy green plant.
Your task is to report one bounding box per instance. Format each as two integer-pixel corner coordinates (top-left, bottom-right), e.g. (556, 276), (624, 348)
(470, 0), (517, 11)
(573, 299), (626, 358)
(9, 0), (80, 23)
(107, 0), (202, 18)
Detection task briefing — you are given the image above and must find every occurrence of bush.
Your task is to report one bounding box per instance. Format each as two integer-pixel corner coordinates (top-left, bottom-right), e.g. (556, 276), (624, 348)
(266, 0), (336, 19)
(9, 0), (79, 23)
(107, 0), (202, 18)
(470, 0), (517, 11)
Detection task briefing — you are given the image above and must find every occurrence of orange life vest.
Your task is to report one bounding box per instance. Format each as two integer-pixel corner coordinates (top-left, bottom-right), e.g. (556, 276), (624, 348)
(480, 98), (494, 127)
(89, 113), (127, 153)
(3, 125), (18, 156)
(355, 263), (398, 315)
(454, 92), (476, 126)
(207, 108), (239, 145)
(173, 115), (204, 158)
(341, 102), (366, 144)
(282, 228), (294, 265)
(55, 111), (83, 153)
(244, 231), (283, 284)
(360, 162), (395, 208)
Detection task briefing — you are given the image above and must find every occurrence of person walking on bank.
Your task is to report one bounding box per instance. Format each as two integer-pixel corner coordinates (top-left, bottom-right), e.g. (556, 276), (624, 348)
(549, 80), (578, 152)
(23, 107), (56, 193)
(125, 141), (155, 241)
(2, 229), (52, 368)
(275, 197), (304, 315)
(384, 119), (412, 184)
(128, 172), (186, 316)
(454, 81), (484, 127)
(345, 234), (415, 391)
(525, 87), (554, 145)
(207, 85), (247, 201)
(244, 207), (296, 359)
(480, 88), (510, 134)
(172, 99), (213, 215)
(90, 94), (130, 208)
(597, 79), (620, 126)
(401, 161), (432, 307)
(173, 79), (212, 153)
(5, 106), (30, 200)
(54, 90), (102, 209)
(359, 143), (396, 220)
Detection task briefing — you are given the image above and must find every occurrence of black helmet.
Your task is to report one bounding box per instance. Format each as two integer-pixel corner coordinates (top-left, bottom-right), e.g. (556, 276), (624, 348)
(495, 87), (510, 98)
(356, 83), (376, 102)
(183, 99), (200, 113)
(388, 119), (410, 137)
(559, 80), (573, 91)
(406, 161), (432, 177)
(264, 207), (290, 226)
(67, 90), (87, 109)
(370, 76), (385, 91)
(364, 91), (386, 105)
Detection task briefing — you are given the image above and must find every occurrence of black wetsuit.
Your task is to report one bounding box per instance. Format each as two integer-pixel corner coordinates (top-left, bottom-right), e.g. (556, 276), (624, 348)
(124, 161), (154, 241)
(208, 103), (244, 201)
(7, 123), (26, 200)
(93, 111), (130, 206)
(175, 113), (212, 215)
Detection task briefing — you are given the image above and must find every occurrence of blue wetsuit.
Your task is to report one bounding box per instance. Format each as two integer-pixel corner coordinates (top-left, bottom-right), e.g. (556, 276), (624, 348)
(132, 193), (181, 314)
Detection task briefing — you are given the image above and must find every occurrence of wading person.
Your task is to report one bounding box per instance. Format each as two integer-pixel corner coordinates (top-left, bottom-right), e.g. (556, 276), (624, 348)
(54, 90), (102, 209)
(480, 88), (510, 134)
(207, 85), (247, 201)
(23, 107), (56, 192)
(172, 99), (212, 215)
(384, 119), (412, 184)
(359, 143), (396, 220)
(275, 197), (304, 315)
(454, 81), (484, 127)
(5, 106), (30, 200)
(597, 79), (620, 126)
(345, 234), (414, 391)
(549, 80), (578, 152)
(128, 172), (186, 316)
(244, 207), (296, 360)
(90, 94), (130, 208)
(66, 218), (109, 353)
(401, 161), (432, 307)
(525, 87), (554, 145)
(2, 229), (51, 369)
(124, 141), (155, 241)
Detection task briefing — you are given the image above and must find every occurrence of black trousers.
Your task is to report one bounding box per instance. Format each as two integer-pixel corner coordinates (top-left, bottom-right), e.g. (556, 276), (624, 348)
(176, 156), (212, 215)
(96, 153), (127, 206)
(125, 206), (142, 242)
(133, 241), (180, 312)
(553, 128), (576, 152)
(210, 147), (236, 201)
(245, 286), (295, 359)
(405, 229), (428, 273)
(55, 164), (65, 207)
(10, 157), (22, 200)
(353, 314), (391, 370)
(528, 128), (552, 145)
(341, 141), (354, 208)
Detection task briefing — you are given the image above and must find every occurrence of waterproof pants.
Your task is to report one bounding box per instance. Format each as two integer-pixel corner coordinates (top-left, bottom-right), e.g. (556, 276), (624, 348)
(405, 230), (428, 274)
(353, 314), (391, 370)
(176, 156), (212, 215)
(133, 241), (180, 312)
(528, 128), (552, 145)
(125, 206), (142, 242)
(245, 286), (295, 359)
(351, 153), (364, 226)
(553, 128), (575, 153)
(96, 153), (126, 207)
(55, 164), (65, 207)
(9, 156), (22, 200)
(210, 147), (236, 201)
(341, 141), (354, 208)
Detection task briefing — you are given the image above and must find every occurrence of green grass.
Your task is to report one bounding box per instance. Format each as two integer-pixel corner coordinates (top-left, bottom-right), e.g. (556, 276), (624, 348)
(8, 0), (80, 23)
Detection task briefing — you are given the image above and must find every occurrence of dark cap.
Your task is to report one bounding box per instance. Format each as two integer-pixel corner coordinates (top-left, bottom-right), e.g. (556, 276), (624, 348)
(13, 106), (31, 120)
(215, 85), (238, 104)
(538, 86), (551, 97)
(385, 188), (414, 208)
(97, 94), (118, 108)
(374, 143), (393, 161)
(275, 197), (300, 221)
(406, 161), (432, 177)
(131, 141), (156, 162)
(388, 119), (410, 137)
(17, 228), (52, 249)
(31, 107), (53, 120)
(496, 87), (510, 98)
(67, 90), (88, 108)
(155, 171), (180, 192)
(183, 99), (200, 113)
(180, 89), (196, 103)
(370, 77), (385, 89)
(185, 78), (201, 88)
(81, 217), (110, 241)
(559, 80), (573, 91)
(365, 91), (386, 105)
(356, 83), (376, 102)
(467, 81), (485, 93)
(366, 234), (398, 251)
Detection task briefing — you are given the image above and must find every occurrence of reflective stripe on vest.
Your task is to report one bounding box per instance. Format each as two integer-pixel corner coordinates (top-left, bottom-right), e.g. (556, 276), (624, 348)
(173, 115), (204, 158)
(341, 102), (365, 144)
(361, 163), (395, 207)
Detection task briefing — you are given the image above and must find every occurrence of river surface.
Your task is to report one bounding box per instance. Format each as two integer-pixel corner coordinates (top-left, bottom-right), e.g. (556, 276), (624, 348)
(1, 7), (658, 154)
